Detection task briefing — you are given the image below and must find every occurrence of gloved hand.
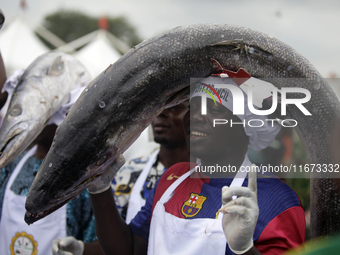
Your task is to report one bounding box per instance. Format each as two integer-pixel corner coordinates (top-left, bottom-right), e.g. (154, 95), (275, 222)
(221, 166), (259, 254)
(51, 236), (84, 255)
(87, 154), (125, 194)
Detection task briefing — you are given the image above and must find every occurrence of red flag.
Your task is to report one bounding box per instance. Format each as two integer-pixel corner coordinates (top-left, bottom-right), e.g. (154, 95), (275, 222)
(98, 16), (109, 30)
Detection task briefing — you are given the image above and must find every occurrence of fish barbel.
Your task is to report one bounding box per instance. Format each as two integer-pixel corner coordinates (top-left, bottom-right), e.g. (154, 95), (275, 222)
(25, 24), (340, 238)
(0, 51), (91, 168)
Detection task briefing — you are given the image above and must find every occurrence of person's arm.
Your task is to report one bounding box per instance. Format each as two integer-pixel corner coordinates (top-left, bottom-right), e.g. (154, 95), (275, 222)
(52, 238), (104, 255)
(254, 206), (305, 254)
(88, 155), (147, 255)
(83, 241), (103, 255)
(90, 189), (148, 254)
(90, 188), (135, 254)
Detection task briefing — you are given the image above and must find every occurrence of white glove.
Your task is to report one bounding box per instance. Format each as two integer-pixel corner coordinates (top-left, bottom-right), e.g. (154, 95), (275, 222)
(51, 236), (84, 255)
(221, 167), (259, 254)
(87, 154), (125, 194)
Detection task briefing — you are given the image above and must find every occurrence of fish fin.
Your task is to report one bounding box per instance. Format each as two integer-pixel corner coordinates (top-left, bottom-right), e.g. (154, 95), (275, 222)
(48, 56), (65, 76)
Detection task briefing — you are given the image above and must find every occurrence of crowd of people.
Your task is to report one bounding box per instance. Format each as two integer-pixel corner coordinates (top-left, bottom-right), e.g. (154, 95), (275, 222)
(0, 8), (314, 255)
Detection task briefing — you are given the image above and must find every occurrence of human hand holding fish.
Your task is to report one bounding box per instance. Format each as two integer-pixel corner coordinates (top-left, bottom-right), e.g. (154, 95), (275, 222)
(221, 167), (258, 254)
(52, 236), (84, 255)
(87, 154), (125, 194)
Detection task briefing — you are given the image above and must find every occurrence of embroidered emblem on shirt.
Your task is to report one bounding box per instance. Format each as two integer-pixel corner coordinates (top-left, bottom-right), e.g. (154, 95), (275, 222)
(167, 173), (180, 180)
(10, 231), (37, 255)
(181, 193), (207, 218)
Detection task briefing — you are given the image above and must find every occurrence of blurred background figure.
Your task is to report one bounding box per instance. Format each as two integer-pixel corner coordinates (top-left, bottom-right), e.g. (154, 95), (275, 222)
(113, 100), (192, 223)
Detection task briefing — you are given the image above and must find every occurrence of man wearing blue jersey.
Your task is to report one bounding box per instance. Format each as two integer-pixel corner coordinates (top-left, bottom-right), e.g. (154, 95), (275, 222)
(87, 74), (305, 255)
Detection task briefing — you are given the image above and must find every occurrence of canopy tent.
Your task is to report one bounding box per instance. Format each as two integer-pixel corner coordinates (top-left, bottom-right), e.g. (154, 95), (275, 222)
(0, 12), (66, 125)
(0, 14), (49, 76)
(73, 29), (122, 78)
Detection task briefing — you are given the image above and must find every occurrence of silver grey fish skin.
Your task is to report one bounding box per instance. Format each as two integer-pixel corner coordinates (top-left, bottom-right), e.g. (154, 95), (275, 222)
(0, 51), (91, 169)
(25, 24), (339, 238)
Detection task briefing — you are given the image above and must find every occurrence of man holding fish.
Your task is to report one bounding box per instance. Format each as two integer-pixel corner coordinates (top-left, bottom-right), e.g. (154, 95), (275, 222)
(86, 75), (306, 254)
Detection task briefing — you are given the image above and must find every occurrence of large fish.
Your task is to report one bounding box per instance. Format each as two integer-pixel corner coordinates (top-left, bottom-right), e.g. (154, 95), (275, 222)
(0, 51), (91, 168)
(25, 24), (340, 238)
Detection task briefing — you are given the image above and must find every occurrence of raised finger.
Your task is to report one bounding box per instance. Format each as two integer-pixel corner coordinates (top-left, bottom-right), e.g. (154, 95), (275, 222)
(222, 186), (256, 204)
(248, 164), (257, 199)
(223, 196), (257, 210)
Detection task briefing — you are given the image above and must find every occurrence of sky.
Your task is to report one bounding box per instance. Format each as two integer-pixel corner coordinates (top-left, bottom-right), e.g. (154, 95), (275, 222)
(1, 0), (340, 78)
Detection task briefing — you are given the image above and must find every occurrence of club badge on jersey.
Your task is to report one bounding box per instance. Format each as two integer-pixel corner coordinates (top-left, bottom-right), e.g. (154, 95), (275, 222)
(181, 193), (207, 218)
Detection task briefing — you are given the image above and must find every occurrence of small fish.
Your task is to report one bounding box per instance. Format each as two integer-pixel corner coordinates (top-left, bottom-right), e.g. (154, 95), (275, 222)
(0, 51), (91, 169)
(25, 24), (340, 238)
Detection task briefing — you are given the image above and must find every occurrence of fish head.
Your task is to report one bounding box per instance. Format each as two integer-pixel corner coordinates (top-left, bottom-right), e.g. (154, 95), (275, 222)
(0, 51), (92, 168)
(24, 143), (119, 224)
(0, 75), (51, 168)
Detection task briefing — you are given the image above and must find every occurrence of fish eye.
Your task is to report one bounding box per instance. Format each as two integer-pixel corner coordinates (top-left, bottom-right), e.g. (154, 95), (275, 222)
(96, 155), (107, 166)
(10, 105), (22, 116)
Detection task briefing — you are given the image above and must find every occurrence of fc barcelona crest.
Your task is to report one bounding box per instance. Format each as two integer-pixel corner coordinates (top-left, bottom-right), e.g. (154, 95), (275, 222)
(181, 193), (207, 218)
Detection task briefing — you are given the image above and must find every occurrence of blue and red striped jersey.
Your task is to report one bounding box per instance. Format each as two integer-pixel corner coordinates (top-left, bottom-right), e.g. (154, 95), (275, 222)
(130, 162), (305, 254)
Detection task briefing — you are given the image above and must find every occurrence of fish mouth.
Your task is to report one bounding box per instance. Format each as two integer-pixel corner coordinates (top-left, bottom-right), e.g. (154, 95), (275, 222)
(0, 132), (21, 156)
(24, 169), (102, 224)
(0, 121), (38, 168)
(25, 148), (118, 224)
(0, 126), (26, 159)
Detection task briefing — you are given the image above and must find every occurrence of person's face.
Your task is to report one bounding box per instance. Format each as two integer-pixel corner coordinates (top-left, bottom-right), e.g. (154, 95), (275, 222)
(151, 101), (189, 148)
(183, 97), (248, 162)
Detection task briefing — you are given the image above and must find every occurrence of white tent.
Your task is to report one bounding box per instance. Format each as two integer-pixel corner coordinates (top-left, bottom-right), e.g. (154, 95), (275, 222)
(59, 28), (158, 161)
(0, 13), (66, 125)
(0, 14), (49, 76)
(73, 30), (122, 78)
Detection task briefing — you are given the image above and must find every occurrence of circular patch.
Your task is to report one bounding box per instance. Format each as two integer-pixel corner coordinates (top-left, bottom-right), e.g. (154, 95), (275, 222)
(10, 231), (37, 255)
